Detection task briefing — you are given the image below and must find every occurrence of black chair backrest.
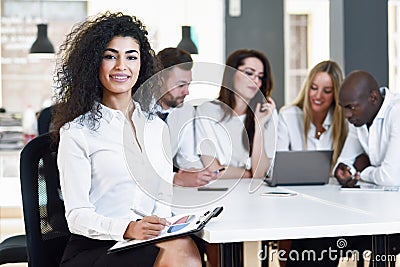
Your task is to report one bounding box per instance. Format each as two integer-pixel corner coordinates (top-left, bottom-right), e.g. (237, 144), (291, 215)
(19, 133), (70, 267)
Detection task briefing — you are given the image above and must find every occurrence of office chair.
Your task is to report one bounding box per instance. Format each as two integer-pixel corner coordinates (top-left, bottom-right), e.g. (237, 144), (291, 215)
(20, 133), (70, 267)
(0, 108), (59, 265)
(0, 234), (27, 265)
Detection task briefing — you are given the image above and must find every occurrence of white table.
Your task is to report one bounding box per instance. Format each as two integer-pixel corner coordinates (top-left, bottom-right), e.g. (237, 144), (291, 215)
(172, 179), (400, 267)
(0, 150), (22, 219)
(280, 183), (400, 220)
(280, 183), (400, 267)
(0, 149), (20, 178)
(0, 177), (22, 209)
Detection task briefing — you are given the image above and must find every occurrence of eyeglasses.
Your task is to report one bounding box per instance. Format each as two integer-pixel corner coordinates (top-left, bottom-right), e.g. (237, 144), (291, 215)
(238, 68), (264, 82)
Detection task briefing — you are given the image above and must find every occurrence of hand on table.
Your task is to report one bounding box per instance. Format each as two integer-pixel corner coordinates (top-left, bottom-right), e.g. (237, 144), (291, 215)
(334, 162), (360, 187)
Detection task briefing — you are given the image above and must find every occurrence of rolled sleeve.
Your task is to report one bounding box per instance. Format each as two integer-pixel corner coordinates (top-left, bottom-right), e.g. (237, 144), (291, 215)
(360, 107), (400, 186)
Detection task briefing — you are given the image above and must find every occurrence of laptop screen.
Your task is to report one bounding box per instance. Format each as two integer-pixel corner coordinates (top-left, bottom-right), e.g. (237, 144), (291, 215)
(265, 150), (333, 186)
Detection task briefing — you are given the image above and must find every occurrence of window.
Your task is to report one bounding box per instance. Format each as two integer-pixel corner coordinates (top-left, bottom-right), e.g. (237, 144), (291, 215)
(287, 14), (309, 104)
(0, 0), (87, 112)
(389, 0), (400, 93)
(285, 0), (330, 105)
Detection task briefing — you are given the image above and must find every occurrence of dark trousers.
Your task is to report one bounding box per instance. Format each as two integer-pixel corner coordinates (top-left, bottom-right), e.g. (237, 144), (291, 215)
(191, 234), (207, 267)
(60, 234), (160, 267)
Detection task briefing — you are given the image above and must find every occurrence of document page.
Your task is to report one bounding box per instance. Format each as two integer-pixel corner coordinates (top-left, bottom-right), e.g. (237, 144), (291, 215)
(108, 206), (222, 253)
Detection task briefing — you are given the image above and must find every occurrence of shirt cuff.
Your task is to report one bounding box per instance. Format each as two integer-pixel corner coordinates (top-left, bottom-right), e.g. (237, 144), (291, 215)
(360, 166), (374, 183)
(109, 218), (132, 241)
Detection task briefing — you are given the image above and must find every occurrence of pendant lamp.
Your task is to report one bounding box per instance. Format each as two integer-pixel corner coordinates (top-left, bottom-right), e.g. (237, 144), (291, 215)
(30, 23), (55, 54)
(177, 26), (198, 54)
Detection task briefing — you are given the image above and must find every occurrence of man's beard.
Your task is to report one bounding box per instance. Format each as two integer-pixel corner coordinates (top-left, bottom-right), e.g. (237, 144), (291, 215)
(163, 97), (184, 108)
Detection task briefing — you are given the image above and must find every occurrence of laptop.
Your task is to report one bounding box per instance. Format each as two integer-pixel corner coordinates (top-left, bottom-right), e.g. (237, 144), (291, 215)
(264, 150), (333, 187)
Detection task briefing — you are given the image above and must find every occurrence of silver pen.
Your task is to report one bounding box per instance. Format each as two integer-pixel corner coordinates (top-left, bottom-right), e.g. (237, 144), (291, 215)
(133, 209), (150, 218)
(214, 167), (226, 174)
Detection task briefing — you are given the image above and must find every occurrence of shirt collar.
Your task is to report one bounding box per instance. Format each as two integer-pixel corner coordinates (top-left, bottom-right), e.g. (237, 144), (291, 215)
(154, 103), (172, 114)
(374, 87), (389, 120)
(99, 101), (142, 124)
(322, 108), (333, 128)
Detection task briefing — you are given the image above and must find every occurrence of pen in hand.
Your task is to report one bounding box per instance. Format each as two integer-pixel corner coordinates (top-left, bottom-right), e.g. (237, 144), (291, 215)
(127, 211), (170, 240)
(214, 167), (225, 175)
(133, 209), (150, 218)
(133, 209), (170, 224)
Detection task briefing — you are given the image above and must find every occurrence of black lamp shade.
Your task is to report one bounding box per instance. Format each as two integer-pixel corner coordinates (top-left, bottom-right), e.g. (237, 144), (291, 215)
(30, 24), (55, 54)
(177, 26), (198, 54)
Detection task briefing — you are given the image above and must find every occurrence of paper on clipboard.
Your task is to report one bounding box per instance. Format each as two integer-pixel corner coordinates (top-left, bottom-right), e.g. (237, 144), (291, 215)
(107, 206), (223, 254)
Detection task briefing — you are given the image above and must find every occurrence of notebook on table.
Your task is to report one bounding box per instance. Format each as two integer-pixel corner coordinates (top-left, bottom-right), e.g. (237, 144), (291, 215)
(264, 150), (333, 187)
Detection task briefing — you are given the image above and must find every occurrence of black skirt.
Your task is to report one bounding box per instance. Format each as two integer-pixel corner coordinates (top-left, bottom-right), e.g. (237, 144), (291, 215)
(60, 234), (160, 267)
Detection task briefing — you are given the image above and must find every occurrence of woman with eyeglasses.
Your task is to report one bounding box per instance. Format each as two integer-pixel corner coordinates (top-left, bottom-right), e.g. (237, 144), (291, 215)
(195, 49), (277, 179)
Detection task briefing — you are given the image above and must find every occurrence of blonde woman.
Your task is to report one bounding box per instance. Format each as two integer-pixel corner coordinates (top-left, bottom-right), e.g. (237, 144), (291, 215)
(277, 60), (348, 267)
(277, 60), (348, 169)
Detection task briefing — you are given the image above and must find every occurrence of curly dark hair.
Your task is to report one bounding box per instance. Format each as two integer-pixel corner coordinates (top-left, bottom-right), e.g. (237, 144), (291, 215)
(217, 49), (274, 154)
(52, 12), (158, 142)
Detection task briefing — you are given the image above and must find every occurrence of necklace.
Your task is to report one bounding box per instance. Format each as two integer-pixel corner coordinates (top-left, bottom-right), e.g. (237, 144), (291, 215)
(315, 128), (325, 139)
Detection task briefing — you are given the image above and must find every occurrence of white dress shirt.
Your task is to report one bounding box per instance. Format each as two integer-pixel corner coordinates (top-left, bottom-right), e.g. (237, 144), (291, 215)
(336, 88), (400, 186)
(195, 101), (277, 170)
(277, 105), (334, 151)
(58, 102), (173, 241)
(162, 103), (204, 169)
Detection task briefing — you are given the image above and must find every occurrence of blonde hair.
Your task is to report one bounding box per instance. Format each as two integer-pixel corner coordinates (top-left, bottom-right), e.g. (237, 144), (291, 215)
(292, 60), (348, 169)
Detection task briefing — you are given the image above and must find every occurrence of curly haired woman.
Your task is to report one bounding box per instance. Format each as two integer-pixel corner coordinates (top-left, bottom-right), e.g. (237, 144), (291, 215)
(52, 12), (201, 267)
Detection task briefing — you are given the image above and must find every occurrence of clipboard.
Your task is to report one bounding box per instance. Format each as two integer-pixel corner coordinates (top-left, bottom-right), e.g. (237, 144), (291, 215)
(107, 206), (223, 254)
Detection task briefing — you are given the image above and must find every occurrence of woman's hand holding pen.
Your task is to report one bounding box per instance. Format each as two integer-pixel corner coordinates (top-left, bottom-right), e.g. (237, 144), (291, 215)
(124, 215), (170, 240)
(174, 168), (218, 187)
(255, 97), (276, 126)
(334, 163), (360, 187)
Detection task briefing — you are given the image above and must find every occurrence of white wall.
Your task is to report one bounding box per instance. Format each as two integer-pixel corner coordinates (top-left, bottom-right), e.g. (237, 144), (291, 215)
(389, 0), (400, 93)
(87, 0), (225, 103)
(87, 0), (225, 64)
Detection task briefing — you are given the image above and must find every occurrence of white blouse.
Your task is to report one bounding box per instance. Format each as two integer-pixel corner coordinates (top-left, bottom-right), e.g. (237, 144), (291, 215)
(58, 102), (173, 241)
(277, 105), (333, 151)
(195, 100), (277, 170)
